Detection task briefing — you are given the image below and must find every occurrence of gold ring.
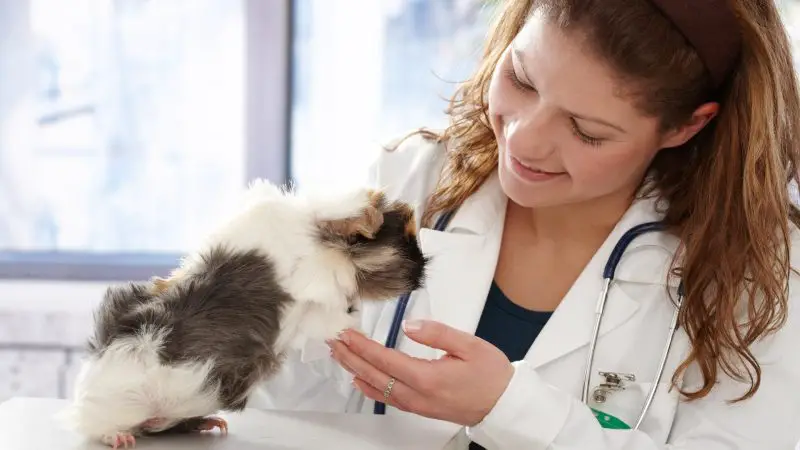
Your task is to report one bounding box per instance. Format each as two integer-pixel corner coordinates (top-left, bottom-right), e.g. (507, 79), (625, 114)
(383, 377), (396, 401)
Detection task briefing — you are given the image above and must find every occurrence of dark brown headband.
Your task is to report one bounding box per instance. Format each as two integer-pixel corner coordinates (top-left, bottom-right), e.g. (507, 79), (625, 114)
(648, 0), (742, 89)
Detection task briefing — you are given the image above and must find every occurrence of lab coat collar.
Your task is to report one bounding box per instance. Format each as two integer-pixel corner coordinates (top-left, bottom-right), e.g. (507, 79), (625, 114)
(415, 172), (506, 343)
(415, 175), (681, 368)
(443, 171), (507, 235)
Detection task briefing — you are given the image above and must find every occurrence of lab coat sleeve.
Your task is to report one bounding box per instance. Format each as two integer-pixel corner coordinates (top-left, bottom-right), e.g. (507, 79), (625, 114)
(466, 291), (800, 449)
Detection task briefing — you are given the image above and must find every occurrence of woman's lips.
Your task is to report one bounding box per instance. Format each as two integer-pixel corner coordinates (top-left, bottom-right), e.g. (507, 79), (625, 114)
(509, 155), (566, 183)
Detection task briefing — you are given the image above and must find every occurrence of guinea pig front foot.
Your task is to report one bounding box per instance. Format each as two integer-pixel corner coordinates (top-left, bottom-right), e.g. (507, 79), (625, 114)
(169, 415), (229, 435)
(194, 416), (228, 434)
(101, 431), (136, 449)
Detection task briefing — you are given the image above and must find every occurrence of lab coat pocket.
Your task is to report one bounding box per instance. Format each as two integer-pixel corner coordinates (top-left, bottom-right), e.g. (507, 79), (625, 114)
(588, 380), (677, 443)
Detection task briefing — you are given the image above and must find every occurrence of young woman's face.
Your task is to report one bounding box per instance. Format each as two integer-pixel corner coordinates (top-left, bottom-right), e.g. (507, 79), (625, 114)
(488, 12), (701, 210)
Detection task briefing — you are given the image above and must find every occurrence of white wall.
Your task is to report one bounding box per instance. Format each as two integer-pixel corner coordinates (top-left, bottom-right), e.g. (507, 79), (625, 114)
(0, 281), (105, 401)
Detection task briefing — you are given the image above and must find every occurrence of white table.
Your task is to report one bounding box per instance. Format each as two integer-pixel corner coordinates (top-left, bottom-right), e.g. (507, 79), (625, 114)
(0, 397), (463, 449)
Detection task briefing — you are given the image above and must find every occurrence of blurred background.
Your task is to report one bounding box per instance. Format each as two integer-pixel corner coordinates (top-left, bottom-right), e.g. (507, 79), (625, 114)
(0, 0), (798, 403)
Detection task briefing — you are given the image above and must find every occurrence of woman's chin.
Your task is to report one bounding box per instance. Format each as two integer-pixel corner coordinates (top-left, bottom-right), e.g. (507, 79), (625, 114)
(498, 166), (570, 209)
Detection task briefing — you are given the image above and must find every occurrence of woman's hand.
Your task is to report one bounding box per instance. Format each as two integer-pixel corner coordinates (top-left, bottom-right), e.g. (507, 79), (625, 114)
(327, 319), (514, 427)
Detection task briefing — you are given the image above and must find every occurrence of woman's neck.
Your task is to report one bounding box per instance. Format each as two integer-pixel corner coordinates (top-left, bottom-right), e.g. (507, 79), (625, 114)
(507, 191), (635, 246)
(494, 191), (637, 312)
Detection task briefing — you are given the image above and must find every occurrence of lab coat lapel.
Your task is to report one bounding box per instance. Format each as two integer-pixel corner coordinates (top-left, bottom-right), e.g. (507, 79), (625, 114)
(525, 198), (664, 369)
(417, 174), (506, 338)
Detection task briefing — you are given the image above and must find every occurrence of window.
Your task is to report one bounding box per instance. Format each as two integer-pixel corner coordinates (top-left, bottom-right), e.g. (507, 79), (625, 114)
(3, 0), (800, 282)
(289, 0), (496, 190)
(0, 0), (288, 280)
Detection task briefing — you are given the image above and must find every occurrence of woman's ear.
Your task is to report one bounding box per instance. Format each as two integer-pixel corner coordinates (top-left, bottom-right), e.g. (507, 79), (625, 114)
(659, 102), (719, 149)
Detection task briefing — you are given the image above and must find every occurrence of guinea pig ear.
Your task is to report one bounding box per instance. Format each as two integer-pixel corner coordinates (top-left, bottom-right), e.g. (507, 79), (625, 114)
(317, 190), (386, 240)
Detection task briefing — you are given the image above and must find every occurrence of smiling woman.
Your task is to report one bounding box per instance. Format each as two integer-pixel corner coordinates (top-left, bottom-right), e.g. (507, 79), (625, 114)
(487, 9), (714, 211)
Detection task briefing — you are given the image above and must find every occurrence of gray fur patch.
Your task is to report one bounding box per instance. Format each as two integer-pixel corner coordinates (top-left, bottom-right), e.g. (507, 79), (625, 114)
(88, 245), (292, 411)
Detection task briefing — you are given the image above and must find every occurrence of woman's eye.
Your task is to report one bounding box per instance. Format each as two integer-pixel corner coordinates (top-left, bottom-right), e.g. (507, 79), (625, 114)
(503, 66), (535, 92)
(501, 60), (605, 147)
(570, 119), (604, 147)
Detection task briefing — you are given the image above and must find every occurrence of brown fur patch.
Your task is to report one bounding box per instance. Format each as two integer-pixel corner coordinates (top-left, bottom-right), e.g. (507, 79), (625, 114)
(149, 267), (190, 294)
(150, 277), (171, 294)
(354, 247), (399, 273)
(399, 203), (418, 239)
(318, 189), (388, 240)
(367, 189), (386, 207)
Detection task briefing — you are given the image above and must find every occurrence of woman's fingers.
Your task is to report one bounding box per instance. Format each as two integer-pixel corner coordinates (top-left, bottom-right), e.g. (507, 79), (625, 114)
(401, 320), (481, 359)
(329, 338), (389, 390)
(335, 329), (434, 388)
(352, 376), (411, 412)
(329, 339), (429, 413)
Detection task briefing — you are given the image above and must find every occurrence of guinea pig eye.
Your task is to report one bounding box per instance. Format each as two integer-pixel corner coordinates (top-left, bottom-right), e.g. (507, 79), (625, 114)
(347, 233), (372, 246)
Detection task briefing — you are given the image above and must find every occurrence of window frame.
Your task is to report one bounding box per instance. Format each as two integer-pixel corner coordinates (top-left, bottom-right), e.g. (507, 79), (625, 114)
(0, 0), (293, 281)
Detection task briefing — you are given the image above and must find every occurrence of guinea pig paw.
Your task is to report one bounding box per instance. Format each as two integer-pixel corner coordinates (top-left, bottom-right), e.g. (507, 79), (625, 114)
(102, 431), (136, 449)
(194, 416), (228, 435)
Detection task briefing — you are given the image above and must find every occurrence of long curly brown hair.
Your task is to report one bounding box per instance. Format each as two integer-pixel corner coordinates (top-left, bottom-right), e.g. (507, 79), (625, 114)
(401, 0), (800, 402)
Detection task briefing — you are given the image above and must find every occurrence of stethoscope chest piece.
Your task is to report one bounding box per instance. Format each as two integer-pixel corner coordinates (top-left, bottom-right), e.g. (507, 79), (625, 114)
(591, 371), (636, 404)
(588, 371), (644, 430)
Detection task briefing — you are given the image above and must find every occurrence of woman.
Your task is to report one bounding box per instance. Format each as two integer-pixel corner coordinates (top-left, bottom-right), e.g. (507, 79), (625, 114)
(253, 0), (800, 448)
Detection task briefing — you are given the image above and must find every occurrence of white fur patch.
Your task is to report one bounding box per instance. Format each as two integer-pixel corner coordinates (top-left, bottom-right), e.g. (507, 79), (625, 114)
(61, 328), (221, 440)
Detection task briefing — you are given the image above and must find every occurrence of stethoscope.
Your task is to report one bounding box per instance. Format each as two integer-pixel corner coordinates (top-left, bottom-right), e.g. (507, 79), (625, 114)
(373, 211), (684, 433)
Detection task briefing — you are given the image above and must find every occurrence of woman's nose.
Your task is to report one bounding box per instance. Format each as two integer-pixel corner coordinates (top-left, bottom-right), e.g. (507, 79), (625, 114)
(503, 107), (556, 159)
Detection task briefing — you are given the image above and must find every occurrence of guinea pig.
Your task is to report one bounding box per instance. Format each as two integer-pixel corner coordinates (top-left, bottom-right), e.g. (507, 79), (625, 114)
(60, 180), (428, 448)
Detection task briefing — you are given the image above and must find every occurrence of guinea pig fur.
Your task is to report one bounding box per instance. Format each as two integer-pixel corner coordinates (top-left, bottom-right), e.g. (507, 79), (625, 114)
(60, 180), (428, 448)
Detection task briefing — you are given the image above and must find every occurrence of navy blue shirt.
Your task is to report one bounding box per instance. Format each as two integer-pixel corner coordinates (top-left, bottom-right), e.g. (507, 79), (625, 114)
(469, 281), (553, 450)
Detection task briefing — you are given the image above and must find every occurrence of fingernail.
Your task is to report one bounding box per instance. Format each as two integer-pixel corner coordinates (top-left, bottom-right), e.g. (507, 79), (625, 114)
(336, 330), (351, 345)
(402, 319), (422, 333)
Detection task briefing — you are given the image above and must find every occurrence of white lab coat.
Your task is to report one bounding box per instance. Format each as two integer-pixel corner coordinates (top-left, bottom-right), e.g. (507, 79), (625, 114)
(248, 135), (800, 449)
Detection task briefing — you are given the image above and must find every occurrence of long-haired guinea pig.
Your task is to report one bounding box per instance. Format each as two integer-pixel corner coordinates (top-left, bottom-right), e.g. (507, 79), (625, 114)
(60, 180), (428, 448)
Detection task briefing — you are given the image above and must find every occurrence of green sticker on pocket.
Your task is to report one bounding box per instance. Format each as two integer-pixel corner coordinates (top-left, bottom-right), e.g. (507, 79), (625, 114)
(590, 407), (632, 430)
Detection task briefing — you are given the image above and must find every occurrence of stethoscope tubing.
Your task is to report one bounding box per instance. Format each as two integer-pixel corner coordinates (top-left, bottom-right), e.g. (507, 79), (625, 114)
(582, 220), (685, 431)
